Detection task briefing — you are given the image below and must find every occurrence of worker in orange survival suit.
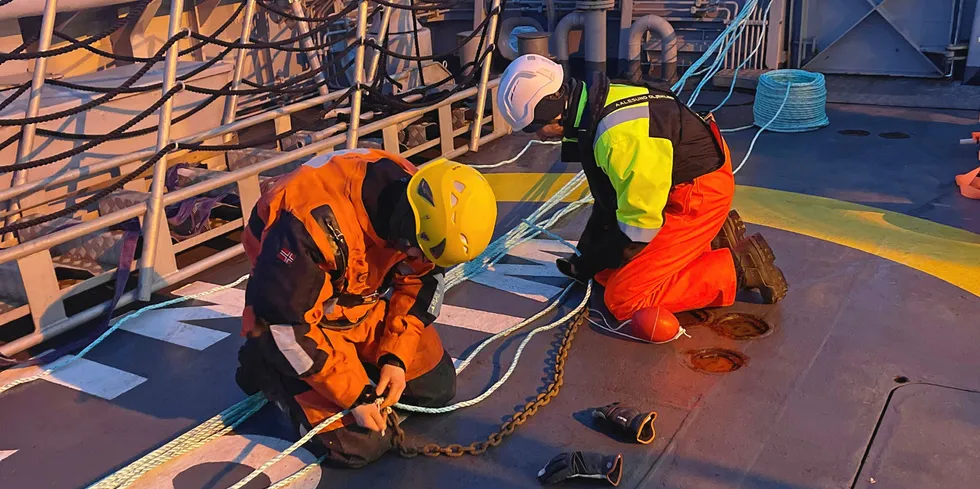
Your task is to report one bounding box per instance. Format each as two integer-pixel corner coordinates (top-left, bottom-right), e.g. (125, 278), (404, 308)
(234, 148), (497, 467)
(496, 55), (789, 336)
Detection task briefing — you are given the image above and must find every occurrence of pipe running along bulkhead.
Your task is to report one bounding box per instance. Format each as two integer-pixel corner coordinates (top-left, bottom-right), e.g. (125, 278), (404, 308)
(626, 14), (677, 83)
(553, 11), (585, 71)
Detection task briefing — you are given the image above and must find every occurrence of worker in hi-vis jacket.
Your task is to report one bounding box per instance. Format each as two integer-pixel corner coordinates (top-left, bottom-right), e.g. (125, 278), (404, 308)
(496, 54), (789, 336)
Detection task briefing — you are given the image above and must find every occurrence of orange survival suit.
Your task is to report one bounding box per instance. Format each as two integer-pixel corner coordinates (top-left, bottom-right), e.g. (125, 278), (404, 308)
(235, 148), (455, 467)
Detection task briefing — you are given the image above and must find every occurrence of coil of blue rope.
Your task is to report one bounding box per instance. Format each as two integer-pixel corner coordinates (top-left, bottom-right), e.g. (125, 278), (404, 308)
(727, 69), (830, 174)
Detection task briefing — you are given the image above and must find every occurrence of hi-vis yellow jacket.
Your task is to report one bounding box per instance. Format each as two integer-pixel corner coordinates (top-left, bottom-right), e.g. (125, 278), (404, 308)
(561, 74), (726, 243)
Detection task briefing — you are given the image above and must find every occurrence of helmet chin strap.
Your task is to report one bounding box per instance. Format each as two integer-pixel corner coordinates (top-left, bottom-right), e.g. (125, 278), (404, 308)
(388, 193), (418, 253)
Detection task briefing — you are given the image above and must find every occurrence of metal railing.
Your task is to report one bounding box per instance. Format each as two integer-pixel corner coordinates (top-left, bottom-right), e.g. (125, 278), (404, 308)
(0, 0), (508, 356)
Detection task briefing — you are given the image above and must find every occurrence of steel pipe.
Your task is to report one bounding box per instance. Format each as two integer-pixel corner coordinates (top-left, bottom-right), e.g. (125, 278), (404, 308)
(554, 11), (585, 71)
(469, 0), (503, 151)
(0, 80), (499, 266)
(3, 0), (59, 241)
(625, 14), (677, 82)
(581, 3), (609, 75)
(288, 0), (330, 100)
(346, 0), (370, 149)
(367, 5), (395, 82)
(136, 0), (185, 301)
(221, 0), (259, 127)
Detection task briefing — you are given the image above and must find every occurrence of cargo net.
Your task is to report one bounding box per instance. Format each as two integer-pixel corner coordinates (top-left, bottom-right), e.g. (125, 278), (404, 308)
(0, 0), (501, 239)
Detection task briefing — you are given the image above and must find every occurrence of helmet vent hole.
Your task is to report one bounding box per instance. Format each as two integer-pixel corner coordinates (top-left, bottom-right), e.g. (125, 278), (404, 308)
(452, 211), (457, 225)
(430, 239), (447, 260)
(419, 232), (430, 242)
(450, 194), (459, 207)
(460, 233), (469, 245)
(453, 181), (466, 192)
(416, 179), (435, 206)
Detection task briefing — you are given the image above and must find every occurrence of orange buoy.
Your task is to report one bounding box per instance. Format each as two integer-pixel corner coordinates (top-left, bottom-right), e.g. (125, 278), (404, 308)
(630, 307), (685, 344)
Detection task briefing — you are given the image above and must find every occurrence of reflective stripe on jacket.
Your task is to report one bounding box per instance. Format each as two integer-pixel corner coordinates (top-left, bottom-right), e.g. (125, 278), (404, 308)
(240, 148), (445, 408)
(563, 74), (726, 243)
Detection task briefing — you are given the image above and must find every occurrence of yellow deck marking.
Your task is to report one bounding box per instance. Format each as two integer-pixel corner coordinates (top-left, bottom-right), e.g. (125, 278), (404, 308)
(485, 173), (980, 296)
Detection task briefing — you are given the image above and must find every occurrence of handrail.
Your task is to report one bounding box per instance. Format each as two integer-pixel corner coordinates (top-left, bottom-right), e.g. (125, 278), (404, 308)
(0, 90), (348, 204)
(0, 78), (500, 266)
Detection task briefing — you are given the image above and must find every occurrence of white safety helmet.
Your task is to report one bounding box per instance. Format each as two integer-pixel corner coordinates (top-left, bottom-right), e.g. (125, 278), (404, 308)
(496, 54), (565, 131)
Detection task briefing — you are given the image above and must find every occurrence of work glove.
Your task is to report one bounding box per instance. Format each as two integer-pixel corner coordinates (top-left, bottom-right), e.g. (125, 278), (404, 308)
(556, 256), (591, 284)
(592, 402), (658, 445)
(537, 451), (623, 486)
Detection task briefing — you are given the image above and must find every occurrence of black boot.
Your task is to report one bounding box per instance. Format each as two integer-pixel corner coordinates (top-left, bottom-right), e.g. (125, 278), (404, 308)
(711, 209), (747, 251)
(733, 233), (788, 304)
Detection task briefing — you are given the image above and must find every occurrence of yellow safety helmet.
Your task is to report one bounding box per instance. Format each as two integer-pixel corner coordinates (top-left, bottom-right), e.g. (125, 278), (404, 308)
(407, 159), (497, 268)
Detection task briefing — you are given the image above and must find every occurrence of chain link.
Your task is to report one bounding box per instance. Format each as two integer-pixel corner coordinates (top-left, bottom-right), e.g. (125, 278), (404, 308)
(391, 309), (586, 458)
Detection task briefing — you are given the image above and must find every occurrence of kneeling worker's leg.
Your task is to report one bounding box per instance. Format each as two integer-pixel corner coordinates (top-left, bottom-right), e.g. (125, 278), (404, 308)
(602, 165), (737, 320)
(363, 325), (457, 408)
(236, 335), (394, 468)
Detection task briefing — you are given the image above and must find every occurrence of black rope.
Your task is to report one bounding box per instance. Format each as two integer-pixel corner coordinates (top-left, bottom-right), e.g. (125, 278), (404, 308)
(45, 45), (234, 95)
(191, 58), (355, 96)
(183, 89), (353, 151)
(0, 32), (185, 128)
(188, 2), (357, 51)
(50, 0), (245, 64)
(0, 0), (155, 62)
(0, 84), (30, 114)
(257, 0), (355, 23)
(36, 83), (224, 141)
(0, 143), (177, 236)
(364, 12), (492, 62)
(0, 85), (184, 173)
(368, 0), (463, 11)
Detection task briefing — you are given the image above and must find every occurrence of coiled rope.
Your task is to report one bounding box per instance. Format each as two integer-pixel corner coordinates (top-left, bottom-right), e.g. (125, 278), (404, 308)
(727, 69), (829, 174)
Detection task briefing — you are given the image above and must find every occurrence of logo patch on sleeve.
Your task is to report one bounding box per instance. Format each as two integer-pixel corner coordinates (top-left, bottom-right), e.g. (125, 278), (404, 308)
(278, 248), (296, 265)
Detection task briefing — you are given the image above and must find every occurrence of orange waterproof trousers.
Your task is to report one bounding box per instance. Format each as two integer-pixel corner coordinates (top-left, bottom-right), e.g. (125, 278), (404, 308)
(595, 153), (738, 321)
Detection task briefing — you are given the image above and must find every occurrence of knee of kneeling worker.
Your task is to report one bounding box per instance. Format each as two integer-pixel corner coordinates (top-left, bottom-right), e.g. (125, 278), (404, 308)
(406, 353), (457, 408)
(603, 285), (641, 322)
(313, 426), (394, 469)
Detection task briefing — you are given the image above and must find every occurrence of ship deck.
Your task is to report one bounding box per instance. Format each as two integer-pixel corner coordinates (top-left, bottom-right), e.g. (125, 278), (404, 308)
(1, 86), (979, 489)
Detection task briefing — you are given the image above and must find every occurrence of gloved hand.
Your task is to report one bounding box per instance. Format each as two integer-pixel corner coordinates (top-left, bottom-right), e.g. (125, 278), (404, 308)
(537, 451), (623, 486)
(556, 256), (590, 284)
(592, 402), (658, 444)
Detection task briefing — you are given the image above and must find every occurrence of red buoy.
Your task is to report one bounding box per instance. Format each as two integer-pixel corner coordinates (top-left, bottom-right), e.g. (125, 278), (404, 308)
(630, 307), (684, 344)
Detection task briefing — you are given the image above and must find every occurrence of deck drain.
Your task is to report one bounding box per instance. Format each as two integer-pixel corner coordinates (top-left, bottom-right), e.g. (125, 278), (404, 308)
(709, 313), (772, 340)
(894, 376), (910, 384)
(686, 348), (746, 374)
(879, 131), (910, 139)
(839, 129), (870, 137)
(677, 309), (715, 327)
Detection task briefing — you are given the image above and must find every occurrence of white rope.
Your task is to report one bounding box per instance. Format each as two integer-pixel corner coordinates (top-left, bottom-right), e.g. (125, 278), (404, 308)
(586, 308), (690, 345)
(0, 275), (250, 395)
(467, 139), (561, 169)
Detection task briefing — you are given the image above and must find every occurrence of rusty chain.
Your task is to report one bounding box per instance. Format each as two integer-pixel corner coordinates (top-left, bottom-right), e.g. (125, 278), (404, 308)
(392, 308), (586, 458)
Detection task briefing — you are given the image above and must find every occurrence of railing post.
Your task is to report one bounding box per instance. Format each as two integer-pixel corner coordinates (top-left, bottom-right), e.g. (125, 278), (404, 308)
(3, 0), (58, 241)
(346, 0), (370, 149)
(221, 0), (259, 127)
(288, 0), (330, 100)
(18, 250), (67, 335)
(468, 0), (502, 152)
(367, 5), (393, 82)
(137, 0), (185, 301)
